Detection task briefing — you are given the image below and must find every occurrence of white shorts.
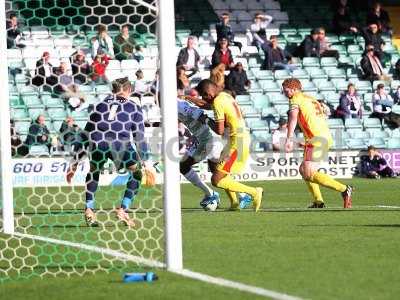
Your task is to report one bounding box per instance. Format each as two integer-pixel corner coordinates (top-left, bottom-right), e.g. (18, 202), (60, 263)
(185, 136), (224, 163)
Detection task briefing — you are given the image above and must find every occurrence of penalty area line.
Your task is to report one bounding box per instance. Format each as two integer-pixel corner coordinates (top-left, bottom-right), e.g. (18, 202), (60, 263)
(11, 232), (304, 300)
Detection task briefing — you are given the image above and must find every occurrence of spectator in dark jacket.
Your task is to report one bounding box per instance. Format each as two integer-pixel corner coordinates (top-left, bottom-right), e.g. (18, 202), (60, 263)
(360, 44), (388, 81)
(359, 23), (385, 61)
(318, 28), (340, 59)
(59, 117), (82, 151)
(216, 12), (242, 51)
(295, 29), (320, 58)
(6, 13), (23, 49)
(225, 62), (250, 95)
(366, 2), (391, 35)
(337, 83), (362, 119)
(394, 58), (400, 80)
(176, 36), (200, 77)
(25, 115), (51, 150)
(261, 35), (296, 72)
(211, 38), (234, 69)
(32, 51), (58, 88)
(332, 5), (358, 35)
(114, 25), (137, 61)
(361, 146), (396, 178)
(71, 50), (90, 84)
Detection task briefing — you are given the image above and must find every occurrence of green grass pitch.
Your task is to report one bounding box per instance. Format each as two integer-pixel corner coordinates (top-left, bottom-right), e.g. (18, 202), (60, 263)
(1, 178), (400, 300)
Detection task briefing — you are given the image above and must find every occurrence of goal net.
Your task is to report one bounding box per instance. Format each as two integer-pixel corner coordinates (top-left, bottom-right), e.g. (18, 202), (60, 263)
(0, 0), (180, 282)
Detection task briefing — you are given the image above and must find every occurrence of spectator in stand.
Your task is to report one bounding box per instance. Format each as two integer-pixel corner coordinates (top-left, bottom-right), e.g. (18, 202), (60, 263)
(318, 28), (340, 59)
(261, 35), (296, 72)
(393, 85), (400, 104)
(250, 12), (273, 49)
(114, 25), (137, 61)
(133, 45), (144, 63)
(337, 83), (363, 119)
(361, 146), (397, 179)
(63, 84), (86, 111)
(210, 63), (226, 91)
(360, 44), (388, 81)
(295, 29), (320, 58)
(59, 117), (82, 150)
(216, 12), (242, 51)
(225, 62), (250, 95)
(10, 119), (24, 157)
(176, 36), (201, 78)
(371, 83), (393, 120)
(177, 66), (190, 96)
(6, 13), (23, 49)
(133, 69), (150, 98)
(54, 62), (73, 94)
(366, 2), (391, 35)
(211, 37), (234, 70)
(359, 23), (385, 61)
(71, 50), (90, 85)
(272, 118), (288, 151)
(32, 51), (58, 88)
(91, 24), (114, 59)
(394, 59), (400, 80)
(91, 52), (109, 85)
(25, 115), (51, 150)
(332, 5), (358, 35)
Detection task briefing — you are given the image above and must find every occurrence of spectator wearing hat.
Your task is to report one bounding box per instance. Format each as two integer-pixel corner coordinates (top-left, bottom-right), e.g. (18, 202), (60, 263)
(272, 118), (288, 151)
(225, 62), (250, 95)
(261, 35), (296, 72)
(250, 12), (273, 49)
(176, 36), (201, 78)
(361, 146), (397, 179)
(295, 29), (321, 58)
(216, 12), (242, 51)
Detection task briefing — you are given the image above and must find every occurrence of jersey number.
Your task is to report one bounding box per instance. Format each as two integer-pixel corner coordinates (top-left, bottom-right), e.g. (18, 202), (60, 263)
(108, 104), (119, 121)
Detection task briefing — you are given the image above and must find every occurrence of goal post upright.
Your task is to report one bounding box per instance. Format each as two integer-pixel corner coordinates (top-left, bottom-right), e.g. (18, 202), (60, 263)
(0, 3), (14, 234)
(157, 0), (183, 271)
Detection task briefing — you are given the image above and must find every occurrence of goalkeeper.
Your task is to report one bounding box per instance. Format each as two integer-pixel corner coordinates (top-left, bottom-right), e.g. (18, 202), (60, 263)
(67, 77), (155, 227)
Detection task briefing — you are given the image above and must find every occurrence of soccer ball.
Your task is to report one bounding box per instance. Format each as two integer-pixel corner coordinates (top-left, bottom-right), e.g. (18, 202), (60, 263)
(203, 199), (218, 212)
(200, 192), (220, 212)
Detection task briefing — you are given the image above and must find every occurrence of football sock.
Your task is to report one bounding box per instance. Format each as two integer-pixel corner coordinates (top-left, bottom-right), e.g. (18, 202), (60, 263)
(305, 181), (323, 202)
(85, 171), (100, 209)
(225, 190), (238, 207)
(121, 172), (141, 210)
(184, 169), (213, 197)
(310, 172), (346, 193)
(216, 176), (257, 198)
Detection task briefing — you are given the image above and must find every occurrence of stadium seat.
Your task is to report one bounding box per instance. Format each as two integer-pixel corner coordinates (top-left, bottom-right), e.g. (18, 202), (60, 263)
(327, 118), (344, 130)
(254, 70), (274, 80)
(261, 107), (279, 119)
(261, 80), (281, 93)
(300, 80), (317, 92)
(367, 128), (389, 139)
(236, 95), (251, 104)
(387, 138), (400, 149)
(314, 80), (336, 92)
(251, 94), (269, 110)
(350, 129), (370, 139)
(346, 138), (366, 149)
(302, 57), (320, 67)
(363, 118), (382, 129)
(29, 145), (50, 157)
(268, 93), (287, 105)
(355, 81), (372, 92)
(274, 69), (291, 80)
(14, 121), (31, 135)
(291, 69), (310, 79)
(366, 138), (386, 148)
(48, 108), (67, 119)
(241, 106), (259, 118)
(246, 118), (268, 132)
(320, 57), (338, 67)
(345, 118), (363, 130)
(306, 67), (328, 79)
(347, 44), (363, 55)
(326, 68), (346, 79)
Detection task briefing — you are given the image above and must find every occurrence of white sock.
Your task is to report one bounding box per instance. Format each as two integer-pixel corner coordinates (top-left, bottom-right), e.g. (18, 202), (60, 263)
(184, 169), (213, 197)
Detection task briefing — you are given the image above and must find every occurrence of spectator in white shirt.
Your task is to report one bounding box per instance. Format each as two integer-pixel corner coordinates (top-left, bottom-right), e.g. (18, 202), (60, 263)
(250, 12), (273, 49)
(176, 36), (200, 77)
(133, 69), (150, 99)
(372, 83), (393, 120)
(272, 118), (288, 151)
(91, 24), (114, 59)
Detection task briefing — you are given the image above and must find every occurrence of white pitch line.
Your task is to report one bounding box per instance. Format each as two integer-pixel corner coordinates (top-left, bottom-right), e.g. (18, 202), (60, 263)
(375, 205), (400, 209)
(10, 232), (304, 300)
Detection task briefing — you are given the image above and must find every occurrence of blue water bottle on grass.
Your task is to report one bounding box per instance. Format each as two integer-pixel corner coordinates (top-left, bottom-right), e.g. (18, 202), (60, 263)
(123, 272), (158, 283)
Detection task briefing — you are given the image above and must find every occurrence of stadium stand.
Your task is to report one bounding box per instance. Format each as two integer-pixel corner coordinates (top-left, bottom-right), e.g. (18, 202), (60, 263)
(6, 0), (400, 157)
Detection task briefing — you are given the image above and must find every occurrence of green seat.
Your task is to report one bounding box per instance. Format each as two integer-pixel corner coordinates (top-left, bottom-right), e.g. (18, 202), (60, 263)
(96, 85), (111, 93)
(42, 95), (64, 108)
(274, 104), (289, 116)
(70, 110), (88, 119)
(326, 68), (346, 79)
(254, 70), (273, 80)
(274, 69), (291, 80)
(300, 80), (317, 92)
(285, 34), (303, 44)
(14, 121), (31, 135)
(248, 81), (263, 93)
(390, 80), (400, 90)
(246, 119), (268, 132)
(366, 138), (386, 148)
(314, 79), (336, 92)
(367, 129), (388, 139)
(320, 57), (338, 67)
(28, 107), (46, 119)
(387, 138), (400, 149)
(338, 56), (355, 67)
(332, 78), (349, 92)
(291, 69), (310, 79)
(251, 94), (269, 110)
(261, 107), (279, 118)
(346, 138), (366, 149)
(306, 67), (328, 79)
(48, 108), (67, 119)
(345, 118), (363, 130)
(363, 118), (382, 129)
(347, 44), (363, 55)
(236, 95), (252, 105)
(11, 108), (29, 121)
(327, 118), (344, 129)
(302, 57), (320, 67)
(22, 95), (42, 108)
(261, 80), (281, 93)
(331, 44), (347, 56)
(268, 93), (287, 105)
(355, 81), (372, 92)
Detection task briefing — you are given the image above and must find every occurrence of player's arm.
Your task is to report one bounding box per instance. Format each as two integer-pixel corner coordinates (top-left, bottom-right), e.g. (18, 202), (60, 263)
(197, 113), (224, 135)
(181, 95), (212, 110)
(285, 107), (299, 152)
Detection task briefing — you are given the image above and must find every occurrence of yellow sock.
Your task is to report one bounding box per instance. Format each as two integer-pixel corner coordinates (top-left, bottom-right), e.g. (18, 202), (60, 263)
(305, 181), (323, 202)
(310, 172), (346, 193)
(225, 190), (238, 207)
(216, 176), (257, 198)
